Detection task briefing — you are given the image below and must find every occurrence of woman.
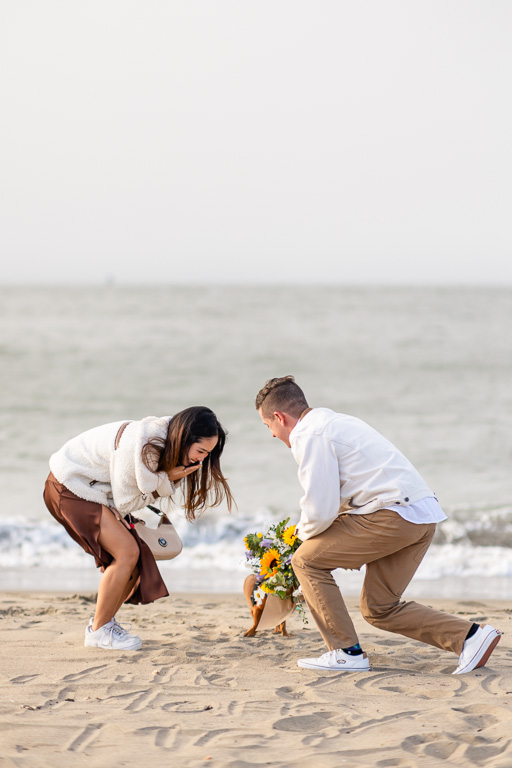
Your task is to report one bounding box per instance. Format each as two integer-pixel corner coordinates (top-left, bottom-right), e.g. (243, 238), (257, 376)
(43, 406), (233, 651)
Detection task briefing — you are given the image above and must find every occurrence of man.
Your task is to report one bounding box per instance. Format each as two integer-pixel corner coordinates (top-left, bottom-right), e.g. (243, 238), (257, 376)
(255, 375), (500, 674)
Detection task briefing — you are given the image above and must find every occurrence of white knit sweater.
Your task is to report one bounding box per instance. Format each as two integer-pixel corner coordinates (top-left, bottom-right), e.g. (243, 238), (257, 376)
(49, 417), (176, 514)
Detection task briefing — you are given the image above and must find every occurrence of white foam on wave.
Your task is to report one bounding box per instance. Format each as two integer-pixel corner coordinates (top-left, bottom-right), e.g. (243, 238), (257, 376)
(2, 511), (512, 581)
(0, 516), (89, 569)
(416, 543), (512, 578)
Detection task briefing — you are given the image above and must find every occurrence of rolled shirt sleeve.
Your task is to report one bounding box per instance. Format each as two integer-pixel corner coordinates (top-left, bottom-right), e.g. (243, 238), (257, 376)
(293, 434), (341, 540)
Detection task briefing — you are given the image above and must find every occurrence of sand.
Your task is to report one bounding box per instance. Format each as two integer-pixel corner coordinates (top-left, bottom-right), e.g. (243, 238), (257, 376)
(0, 591), (511, 768)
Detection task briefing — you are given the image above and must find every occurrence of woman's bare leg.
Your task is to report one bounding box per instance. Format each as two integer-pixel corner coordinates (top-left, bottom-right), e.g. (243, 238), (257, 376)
(93, 506), (139, 631)
(111, 568), (141, 617)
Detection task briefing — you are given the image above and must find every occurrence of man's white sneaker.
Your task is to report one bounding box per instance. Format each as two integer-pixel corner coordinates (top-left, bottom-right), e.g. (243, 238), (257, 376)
(85, 619), (142, 651)
(298, 649), (370, 671)
(452, 624), (501, 675)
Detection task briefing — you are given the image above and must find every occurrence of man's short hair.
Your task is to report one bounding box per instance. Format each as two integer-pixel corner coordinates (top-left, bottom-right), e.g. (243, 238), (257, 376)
(255, 375), (309, 419)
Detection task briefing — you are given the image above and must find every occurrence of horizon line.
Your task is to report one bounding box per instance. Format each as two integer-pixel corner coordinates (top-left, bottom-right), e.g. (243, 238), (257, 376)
(0, 280), (511, 289)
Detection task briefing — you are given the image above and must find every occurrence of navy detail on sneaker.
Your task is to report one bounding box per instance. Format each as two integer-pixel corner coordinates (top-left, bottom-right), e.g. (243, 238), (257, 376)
(343, 643), (363, 656)
(465, 623), (479, 641)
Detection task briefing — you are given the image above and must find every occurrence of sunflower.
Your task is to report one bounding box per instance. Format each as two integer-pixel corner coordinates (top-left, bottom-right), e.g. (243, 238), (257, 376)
(282, 524), (298, 547)
(260, 548), (281, 577)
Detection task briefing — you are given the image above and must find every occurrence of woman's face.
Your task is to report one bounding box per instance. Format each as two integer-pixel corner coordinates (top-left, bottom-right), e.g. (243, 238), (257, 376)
(185, 435), (218, 466)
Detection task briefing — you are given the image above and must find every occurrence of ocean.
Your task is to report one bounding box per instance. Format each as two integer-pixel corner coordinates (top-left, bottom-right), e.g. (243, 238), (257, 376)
(1, 285), (511, 597)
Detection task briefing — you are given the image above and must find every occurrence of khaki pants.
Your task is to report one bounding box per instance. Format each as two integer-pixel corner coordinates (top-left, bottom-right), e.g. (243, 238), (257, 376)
(291, 509), (470, 655)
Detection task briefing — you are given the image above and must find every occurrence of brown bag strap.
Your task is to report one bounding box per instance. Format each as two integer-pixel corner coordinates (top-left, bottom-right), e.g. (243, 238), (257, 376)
(114, 421), (166, 514)
(114, 421), (131, 450)
(147, 503), (171, 526)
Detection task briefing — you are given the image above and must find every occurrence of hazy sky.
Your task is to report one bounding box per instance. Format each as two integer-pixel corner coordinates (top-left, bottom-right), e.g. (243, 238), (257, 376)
(1, 1), (511, 284)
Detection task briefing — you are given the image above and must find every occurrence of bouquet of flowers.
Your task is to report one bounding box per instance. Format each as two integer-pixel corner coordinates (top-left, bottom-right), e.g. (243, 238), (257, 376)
(243, 517), (307, 623)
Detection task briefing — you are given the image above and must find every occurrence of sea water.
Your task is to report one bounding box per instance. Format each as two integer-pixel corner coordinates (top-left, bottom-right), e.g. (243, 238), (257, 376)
(1, 285), (511, 596)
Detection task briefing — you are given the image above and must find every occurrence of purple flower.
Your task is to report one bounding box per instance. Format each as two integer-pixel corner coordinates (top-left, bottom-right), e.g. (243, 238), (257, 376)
(260, 538), (274, 548)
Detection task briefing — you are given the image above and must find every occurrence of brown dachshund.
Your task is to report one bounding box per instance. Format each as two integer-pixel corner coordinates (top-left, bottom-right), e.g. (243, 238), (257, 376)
(243, 574), (291, 637)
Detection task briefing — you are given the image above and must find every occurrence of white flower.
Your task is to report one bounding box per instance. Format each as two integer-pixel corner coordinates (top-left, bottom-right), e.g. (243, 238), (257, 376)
(254, 587), (266, 606)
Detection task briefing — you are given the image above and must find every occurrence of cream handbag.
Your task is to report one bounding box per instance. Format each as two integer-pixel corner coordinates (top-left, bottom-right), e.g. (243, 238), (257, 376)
(129, 508), (183, 561)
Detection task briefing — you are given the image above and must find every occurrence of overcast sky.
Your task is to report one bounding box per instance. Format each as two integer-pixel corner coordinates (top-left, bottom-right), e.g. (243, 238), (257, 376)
(1, 1), (511, 284)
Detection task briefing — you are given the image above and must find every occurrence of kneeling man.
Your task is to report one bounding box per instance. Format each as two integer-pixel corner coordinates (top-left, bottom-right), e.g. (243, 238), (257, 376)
(255, 375), (500, 674)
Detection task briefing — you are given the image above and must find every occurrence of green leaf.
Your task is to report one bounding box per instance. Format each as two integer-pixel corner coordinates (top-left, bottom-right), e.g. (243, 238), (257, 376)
(244, 533), (262, 552)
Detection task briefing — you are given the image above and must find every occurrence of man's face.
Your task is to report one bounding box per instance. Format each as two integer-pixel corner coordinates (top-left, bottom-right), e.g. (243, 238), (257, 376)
(258, 408), (292, 447)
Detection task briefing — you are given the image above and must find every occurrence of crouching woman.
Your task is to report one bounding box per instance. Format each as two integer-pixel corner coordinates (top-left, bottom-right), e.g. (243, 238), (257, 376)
(43, 406), (233, 651)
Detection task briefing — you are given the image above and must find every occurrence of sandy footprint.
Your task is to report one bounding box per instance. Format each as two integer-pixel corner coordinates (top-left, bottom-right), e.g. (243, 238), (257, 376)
(451, 702), (505, 729)
(275, 685), (307, 701)
(402, 731), (460, 760)
(461, 737), (512, 765)
(273, 713), (334, 733)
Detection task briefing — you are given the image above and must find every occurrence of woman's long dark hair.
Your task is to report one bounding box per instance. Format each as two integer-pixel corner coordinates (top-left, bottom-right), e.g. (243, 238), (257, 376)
(142, 406), (234, 521)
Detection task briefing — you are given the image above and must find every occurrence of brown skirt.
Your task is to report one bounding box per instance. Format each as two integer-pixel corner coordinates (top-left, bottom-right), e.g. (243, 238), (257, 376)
(43, 472), (168, 605)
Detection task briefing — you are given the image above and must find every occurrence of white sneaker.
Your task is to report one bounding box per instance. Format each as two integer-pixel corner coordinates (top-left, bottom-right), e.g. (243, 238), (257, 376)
(85, 619), (142, 651)
(452, 624), (501, 674)
(298, 649), (370, 671)
(88, 616), (134, 637)
(110, 617), (134, 636)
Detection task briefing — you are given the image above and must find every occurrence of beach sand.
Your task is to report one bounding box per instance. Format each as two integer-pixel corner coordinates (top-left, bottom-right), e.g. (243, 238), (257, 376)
(0, 591), (511, 768)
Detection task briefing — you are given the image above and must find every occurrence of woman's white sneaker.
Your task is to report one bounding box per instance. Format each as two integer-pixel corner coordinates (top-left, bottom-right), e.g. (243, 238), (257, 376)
(453, 624), (500, 674)
(85, 619), (142, 650)
(298, 649), (370, 671)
